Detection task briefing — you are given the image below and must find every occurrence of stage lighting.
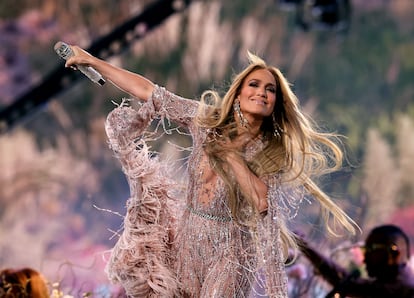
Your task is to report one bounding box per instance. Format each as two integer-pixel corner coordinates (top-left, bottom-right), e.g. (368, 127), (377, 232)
(296, 0), (351, 32)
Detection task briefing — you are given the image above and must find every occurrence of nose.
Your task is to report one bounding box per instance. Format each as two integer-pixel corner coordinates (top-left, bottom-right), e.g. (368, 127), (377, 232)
(257, 87), (266, 98)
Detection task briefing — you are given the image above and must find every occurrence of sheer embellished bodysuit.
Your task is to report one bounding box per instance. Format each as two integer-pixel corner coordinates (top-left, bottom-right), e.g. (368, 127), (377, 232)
(105, 85), (288, 298)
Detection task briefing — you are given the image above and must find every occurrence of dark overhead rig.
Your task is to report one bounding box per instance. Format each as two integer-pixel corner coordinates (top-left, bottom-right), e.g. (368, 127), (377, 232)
(0, 0), (191, 134)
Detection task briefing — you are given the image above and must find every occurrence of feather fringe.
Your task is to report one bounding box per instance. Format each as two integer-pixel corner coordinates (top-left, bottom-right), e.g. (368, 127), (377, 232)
(104, 103), (180, 297)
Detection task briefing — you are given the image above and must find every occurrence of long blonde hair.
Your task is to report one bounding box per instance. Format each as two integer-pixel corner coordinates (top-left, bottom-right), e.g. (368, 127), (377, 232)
(196, 52), (358, 255)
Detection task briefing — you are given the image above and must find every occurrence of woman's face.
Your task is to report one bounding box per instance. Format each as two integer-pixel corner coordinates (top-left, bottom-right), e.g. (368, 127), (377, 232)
(237, 68), (277, 125)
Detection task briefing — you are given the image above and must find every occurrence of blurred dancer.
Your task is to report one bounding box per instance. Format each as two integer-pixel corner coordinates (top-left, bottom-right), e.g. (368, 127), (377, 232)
(299, 224), (414, 297)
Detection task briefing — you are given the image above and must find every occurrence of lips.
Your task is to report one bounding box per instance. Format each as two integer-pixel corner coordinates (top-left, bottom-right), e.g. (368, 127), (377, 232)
(252, 98), (267, 106)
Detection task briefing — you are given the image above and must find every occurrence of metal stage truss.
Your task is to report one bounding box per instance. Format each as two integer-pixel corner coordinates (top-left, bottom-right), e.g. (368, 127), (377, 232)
(0, 0), (192, 134)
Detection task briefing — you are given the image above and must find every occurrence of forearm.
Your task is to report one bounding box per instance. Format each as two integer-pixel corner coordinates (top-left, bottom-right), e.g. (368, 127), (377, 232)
(226, 153), (268, 213)
(91, 58), (154, 100)
(299, 241), (348, 285)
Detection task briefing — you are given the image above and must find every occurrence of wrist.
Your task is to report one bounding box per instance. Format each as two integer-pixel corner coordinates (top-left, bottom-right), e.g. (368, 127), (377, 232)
(225, 151), (243, 164)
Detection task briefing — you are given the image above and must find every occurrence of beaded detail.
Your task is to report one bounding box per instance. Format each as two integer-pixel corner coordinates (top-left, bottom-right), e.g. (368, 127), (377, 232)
(187, 205), (232, 222)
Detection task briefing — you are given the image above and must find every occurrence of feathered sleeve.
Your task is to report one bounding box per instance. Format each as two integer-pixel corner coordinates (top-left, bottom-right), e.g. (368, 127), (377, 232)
(149, 84), (198, 130)
(104, 85), (197, 297)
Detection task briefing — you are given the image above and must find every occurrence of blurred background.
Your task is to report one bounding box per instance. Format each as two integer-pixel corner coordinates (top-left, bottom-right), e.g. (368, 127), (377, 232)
(0, 0), (413, 296)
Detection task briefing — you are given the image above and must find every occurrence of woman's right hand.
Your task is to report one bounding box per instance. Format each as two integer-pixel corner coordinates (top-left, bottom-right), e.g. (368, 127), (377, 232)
(65, 45), (96, 70)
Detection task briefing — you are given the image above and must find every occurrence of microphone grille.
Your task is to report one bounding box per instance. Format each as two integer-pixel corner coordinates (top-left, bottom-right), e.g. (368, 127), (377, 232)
(54, 41), (73, 60)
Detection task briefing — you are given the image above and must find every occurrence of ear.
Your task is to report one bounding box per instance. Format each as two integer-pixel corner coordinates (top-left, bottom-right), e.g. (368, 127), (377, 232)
(393, 238), (410, 265)
(388, 246), (407, 267)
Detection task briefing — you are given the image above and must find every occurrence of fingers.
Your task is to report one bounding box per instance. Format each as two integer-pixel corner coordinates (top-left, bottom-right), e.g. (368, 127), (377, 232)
(64, 59), (78, 70)
(67, 64), (78, 71)
(72, 45), (93, 57)
(64, 45), (86, 69)
(70, 45), (82, 56)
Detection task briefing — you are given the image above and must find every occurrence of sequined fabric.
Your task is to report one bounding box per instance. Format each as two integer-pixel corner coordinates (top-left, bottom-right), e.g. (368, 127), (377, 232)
(105, 85), (289, 297)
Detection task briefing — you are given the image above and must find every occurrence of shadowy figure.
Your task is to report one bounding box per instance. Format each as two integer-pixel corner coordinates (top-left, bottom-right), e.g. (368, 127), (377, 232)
(0, 267), (49, 297)
(298, 224), (414, 298)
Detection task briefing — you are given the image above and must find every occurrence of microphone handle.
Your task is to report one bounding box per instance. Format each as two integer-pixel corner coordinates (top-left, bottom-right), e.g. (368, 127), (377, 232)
(77, 65), (106, 86)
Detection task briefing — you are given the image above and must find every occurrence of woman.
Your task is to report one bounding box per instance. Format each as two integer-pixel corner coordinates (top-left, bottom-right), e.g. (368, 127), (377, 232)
(65, 46), (357, 297)
(0, 267), (49, 297)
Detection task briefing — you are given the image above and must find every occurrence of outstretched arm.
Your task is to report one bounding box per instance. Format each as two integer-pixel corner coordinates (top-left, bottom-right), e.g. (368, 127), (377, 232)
(296, 236), (349, 286)
(65, 45), (154, 100)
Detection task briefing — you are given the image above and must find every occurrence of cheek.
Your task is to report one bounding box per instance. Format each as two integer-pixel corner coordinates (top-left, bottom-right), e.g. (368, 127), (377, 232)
(239, 88), (253, 100)
(238, 92), (251, 109)
(268, 96), (277, 111)
(364, 252), (388, 265)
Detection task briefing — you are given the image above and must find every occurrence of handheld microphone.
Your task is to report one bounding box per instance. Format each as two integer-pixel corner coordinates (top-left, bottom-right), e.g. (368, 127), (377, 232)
(54, 41), (105, 86)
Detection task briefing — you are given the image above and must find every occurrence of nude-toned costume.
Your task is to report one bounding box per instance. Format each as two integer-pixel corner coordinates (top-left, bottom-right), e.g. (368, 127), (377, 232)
(105, 85), (293, 297)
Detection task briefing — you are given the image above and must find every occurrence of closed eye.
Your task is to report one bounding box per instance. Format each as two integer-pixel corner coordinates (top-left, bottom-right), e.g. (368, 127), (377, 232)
(248, 80), (276, 93)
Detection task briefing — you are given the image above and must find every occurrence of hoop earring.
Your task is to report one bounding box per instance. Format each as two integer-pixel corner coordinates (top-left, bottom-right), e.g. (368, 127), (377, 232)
(272, 113), (284, 138)
(234, 98), (248, 127)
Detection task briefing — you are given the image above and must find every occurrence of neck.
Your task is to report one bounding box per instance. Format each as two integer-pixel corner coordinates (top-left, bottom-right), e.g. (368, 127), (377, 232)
(247, 118), (262, 138)
(233, 111), (263, 138)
